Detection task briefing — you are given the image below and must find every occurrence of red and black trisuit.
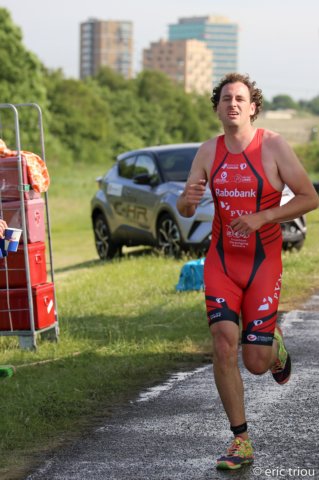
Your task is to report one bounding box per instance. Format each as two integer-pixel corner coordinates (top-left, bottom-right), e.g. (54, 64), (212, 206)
(204, 129), (283, 346)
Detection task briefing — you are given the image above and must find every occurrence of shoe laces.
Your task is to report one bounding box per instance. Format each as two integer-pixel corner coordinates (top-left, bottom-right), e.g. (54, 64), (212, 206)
(227, 438), (244, 456)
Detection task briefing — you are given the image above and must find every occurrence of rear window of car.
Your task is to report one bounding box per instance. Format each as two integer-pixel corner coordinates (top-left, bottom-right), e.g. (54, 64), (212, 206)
(157, 148), (199, 182)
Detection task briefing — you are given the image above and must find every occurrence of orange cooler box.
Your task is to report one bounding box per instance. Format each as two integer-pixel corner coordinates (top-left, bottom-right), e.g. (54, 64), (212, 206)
(0, 242), (47, 288)
(1, 198), (45, 243)
(0, 282), (55, 331)
(0, 156), (41, 201)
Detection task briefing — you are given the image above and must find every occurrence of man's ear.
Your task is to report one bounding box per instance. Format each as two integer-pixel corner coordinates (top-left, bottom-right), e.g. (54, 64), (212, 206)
(250, 102), (256, 117)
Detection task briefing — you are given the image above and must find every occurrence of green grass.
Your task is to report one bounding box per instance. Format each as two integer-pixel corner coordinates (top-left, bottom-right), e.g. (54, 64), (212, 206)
(0, 161), (318, 478)
(0, 161), (210, 477)
(48, 162), (104, 270)
(0, 254), (209, 479)
(281, 209), (319, 309)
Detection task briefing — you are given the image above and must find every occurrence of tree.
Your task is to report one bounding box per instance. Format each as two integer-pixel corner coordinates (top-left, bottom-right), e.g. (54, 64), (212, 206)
(0, 9), (46, 103)
(261, 97), (272, 111)
(95, 66), (130, 92)
(0, 8), (48, 151)
(271, 94), (299, 110)
(135, 70), (220, 143)
(295, 142), (319, 174)
(191, 94), (220, 139)
(135, 70), (177, 105)
(46, 76), (115, 163)
(307, 96), (319, 116)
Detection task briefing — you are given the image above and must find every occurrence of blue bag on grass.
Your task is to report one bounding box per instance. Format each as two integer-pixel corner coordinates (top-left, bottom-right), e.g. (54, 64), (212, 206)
(176, 258), (205, 291)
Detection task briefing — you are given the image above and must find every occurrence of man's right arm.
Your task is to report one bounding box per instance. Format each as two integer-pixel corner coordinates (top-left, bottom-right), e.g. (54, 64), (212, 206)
(176, 143), (210, 218)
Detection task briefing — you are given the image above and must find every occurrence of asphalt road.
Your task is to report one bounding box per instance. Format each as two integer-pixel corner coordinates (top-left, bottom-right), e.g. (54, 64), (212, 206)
(26, 296), (319, 480)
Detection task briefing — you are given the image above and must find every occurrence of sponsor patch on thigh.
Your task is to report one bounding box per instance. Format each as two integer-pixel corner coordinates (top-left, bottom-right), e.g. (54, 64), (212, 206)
(241, 331), (274, 346)
(206, 295), (240, 326)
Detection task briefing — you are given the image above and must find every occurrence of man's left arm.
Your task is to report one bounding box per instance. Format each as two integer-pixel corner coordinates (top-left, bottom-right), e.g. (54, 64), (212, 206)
(231, 136), (319, 234)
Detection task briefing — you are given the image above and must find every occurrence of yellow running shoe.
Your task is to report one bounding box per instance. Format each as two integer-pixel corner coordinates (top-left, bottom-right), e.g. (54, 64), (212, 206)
(216, 437), (254, 470)
(271, 326), (291, 385)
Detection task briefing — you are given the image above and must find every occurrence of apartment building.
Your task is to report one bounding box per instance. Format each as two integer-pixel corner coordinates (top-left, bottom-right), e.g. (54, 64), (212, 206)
(80, 18), (133, 79)
(143, 39), (213, 95)
(169, 16), (238, 85)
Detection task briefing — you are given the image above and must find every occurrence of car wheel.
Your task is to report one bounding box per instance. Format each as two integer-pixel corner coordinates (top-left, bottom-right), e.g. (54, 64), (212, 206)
(93, 213), (119, 260)
(157, 214), (182, 257)
(281, 221), (305, 252)
(283, 238), (305, 252)
(293, 239), (305, 251)
(189, 245), (209, 259)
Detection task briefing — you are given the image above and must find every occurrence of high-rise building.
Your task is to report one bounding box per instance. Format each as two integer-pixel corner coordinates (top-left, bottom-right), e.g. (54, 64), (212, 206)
(80, 18), (133, 79)
(143, 39), (212, 95)
(169, 16), (238, 86)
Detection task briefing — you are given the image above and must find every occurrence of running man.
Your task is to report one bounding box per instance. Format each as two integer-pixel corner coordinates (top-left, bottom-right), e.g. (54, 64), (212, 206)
(177, 73), (319, 470)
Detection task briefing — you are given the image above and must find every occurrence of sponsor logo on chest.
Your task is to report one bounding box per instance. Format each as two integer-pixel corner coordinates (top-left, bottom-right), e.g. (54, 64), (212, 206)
(221, 162), (247, 171)
(233, 174), (252, 184)
(220, 202), (253, 218)
(215, 187), (256, 198)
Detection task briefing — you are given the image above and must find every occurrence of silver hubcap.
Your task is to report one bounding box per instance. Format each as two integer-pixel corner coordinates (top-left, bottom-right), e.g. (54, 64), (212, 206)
(94, 218), (110, 258)
(158, 218), (181, 256)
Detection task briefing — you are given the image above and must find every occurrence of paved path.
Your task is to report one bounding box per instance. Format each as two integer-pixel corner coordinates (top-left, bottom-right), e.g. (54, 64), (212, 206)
(26, 297), (319, 480)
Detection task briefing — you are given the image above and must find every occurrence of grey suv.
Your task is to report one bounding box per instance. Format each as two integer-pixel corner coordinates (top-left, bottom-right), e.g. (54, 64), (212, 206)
(91, 144), (306, 260)
(91, 144), (213, 259)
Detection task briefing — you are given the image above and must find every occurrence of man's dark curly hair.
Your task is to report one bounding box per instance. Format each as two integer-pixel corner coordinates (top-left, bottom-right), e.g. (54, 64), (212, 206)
(211, 73), (263, 122)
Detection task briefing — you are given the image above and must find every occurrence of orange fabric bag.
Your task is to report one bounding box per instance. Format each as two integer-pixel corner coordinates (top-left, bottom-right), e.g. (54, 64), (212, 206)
(23, 151), (50, 193)
(0, 139), (50, 193)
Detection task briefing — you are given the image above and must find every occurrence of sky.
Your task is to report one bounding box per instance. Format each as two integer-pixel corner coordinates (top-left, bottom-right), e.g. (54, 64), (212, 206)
(1, 0), (319, 100)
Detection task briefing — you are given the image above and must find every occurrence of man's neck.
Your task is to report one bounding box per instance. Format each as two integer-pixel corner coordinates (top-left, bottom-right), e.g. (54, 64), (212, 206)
(223, 125), (256, 154)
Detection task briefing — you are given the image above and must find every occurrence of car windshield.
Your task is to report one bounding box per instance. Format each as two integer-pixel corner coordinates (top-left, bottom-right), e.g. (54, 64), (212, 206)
(157, 147), (199, 182)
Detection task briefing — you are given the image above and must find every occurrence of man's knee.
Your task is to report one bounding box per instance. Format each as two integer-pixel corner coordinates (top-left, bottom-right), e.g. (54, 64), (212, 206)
(244, 358), (268, 375)
(211, 322), (239, 366)
(242, 347), (272, 375)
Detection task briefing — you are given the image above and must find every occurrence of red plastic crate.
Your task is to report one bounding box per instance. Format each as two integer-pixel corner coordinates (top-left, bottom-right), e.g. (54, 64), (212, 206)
(0, 282), (55, 331)
(0, 242), (47, 288)
(1, 198), (45, 243)
(0, 156), (41, 201)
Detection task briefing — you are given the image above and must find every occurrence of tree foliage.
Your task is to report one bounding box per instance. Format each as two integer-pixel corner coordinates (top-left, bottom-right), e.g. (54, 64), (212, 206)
(0, 8), (48, 152)
(295, 141), (319, 174)
(46, 75), (115, 163)
(1, 7), (319, 174)
(271, 94), (299, 110)
(0, 9), (46, 104)
(304, 96), (319, 116)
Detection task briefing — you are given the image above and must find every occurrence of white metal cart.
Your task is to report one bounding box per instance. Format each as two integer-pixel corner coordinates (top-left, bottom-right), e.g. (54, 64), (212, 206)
(0, 103), (58, 350)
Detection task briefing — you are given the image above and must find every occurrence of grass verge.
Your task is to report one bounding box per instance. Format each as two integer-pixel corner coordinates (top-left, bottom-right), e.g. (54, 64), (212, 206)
(0, 252), (210, 479)
(280, 209), (319, 309)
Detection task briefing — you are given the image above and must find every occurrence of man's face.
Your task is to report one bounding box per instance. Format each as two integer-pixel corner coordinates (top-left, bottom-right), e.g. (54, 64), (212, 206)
(216, 81), (256, 127)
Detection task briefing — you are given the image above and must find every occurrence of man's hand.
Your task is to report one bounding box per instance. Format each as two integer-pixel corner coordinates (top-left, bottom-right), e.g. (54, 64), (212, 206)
(230, 211), (268, 235)
(0, 219), (7, 239)
(183, 179), (207, 208)
(177, 179), (207, 217)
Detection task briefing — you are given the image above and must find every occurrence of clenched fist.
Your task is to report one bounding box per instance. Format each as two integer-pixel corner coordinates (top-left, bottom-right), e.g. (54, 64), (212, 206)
(183, 179), (207, 207)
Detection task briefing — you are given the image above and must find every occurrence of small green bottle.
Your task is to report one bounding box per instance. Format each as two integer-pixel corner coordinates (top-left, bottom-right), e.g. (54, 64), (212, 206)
(0, 366), (16, 378)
